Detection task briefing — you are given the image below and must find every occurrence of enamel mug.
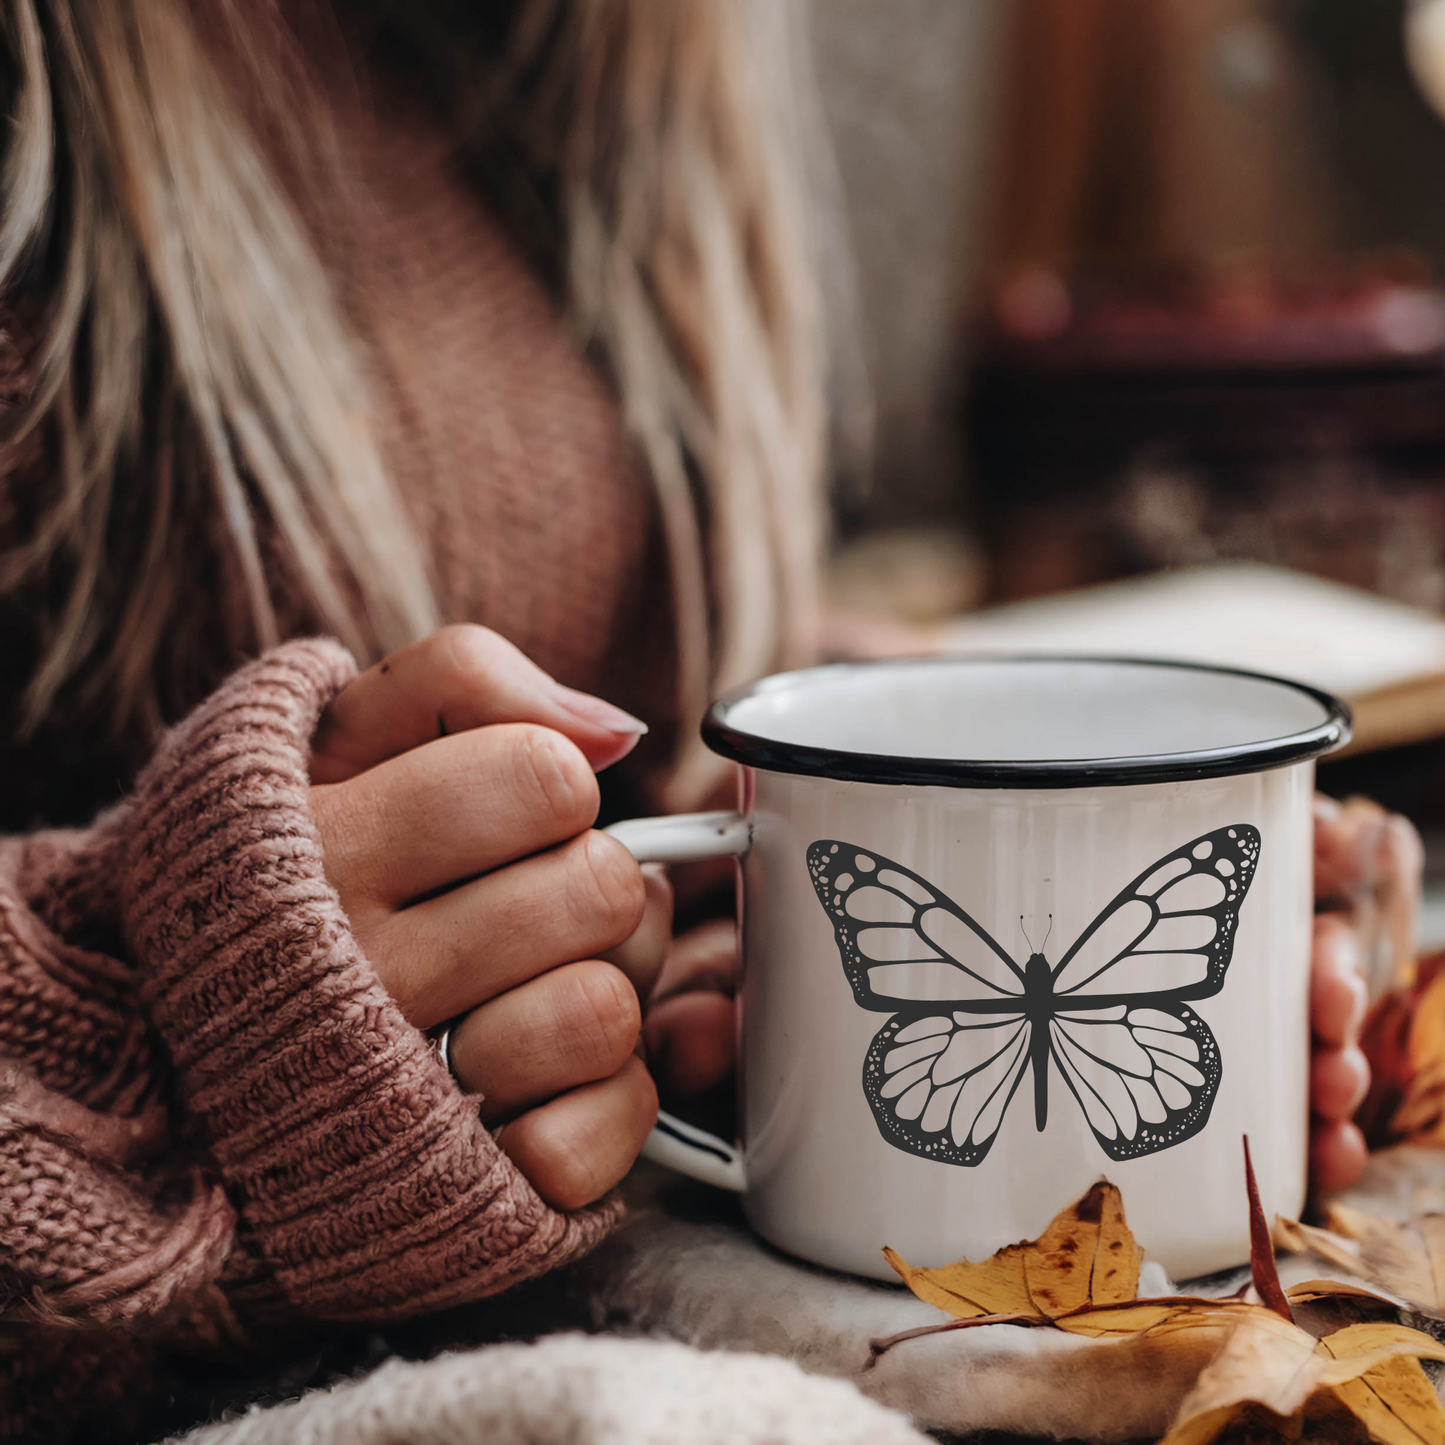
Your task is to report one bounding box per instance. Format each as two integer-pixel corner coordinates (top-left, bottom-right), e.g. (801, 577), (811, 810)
(606, 656), (1350, 1281)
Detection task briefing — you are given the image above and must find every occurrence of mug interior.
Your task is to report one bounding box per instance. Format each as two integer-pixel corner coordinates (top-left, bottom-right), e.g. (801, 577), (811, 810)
(707, 657), (1348, 786)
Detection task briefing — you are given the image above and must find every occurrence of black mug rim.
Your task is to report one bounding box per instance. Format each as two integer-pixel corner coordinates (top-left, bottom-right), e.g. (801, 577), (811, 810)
(700, 654), (1353, 790)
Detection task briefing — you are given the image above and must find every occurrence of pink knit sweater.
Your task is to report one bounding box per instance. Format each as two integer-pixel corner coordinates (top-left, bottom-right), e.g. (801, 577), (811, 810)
(0, 12), (697, 1438)
(0, 640), (618, 1437)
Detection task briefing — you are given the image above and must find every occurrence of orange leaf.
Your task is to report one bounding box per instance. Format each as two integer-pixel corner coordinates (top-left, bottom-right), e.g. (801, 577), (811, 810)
(880, 1245), (1021, 1319)
(1024, 1180), (1141, 1315)
(1158, 1309), (1323, 1443)
(883, 1181), (1141, 1321)
(1156, 1313), (1445, 1444)
(1358, 949), (1445, 1148)
(1317, 1320), (1445, 1371)
(877, 1177), (1445, 1442)
(1327, 1356), (1445, 1445)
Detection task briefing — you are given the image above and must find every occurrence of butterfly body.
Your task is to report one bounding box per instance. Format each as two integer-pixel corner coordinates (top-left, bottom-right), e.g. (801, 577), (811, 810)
(807, 825), (1260, 1167)
(1021, 952), (1055, 1130)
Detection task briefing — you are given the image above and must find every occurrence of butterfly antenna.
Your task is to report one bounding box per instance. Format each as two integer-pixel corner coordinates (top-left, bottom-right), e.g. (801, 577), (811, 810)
(1042, 914), (1054, 951)
(1019, 914), (1034, 952)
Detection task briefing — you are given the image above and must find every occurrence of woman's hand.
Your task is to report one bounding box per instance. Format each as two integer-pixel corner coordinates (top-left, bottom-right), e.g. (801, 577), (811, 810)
(1308, 906), (1370, 1192)
(1310, 795), (1424, 1193)
(644, 918), (739, 1100)
(308, 626), (670, 1210)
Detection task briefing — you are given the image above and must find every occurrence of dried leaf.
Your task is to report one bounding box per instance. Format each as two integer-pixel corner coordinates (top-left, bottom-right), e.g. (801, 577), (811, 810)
(861, 1310), (1046, 1368)
(1321, 1324), (1445, 1444)
(1277, 1204), (1445, 1315)
(1327, 1355), (1445, 1445)
(1359, 949), (1445, 1148)
(1398, 967), (1445, 1140)
(1244, 1137), (1292, 1322)
(1421, 1215), (1445, 1307)
(1329, 1204), (1442, 1312)
(1025, 1179), (1142, 1314)
(1142, 1303), (1283, 1339)
(1286, 1278), (1401, 1308)
(1274, 1215), (1366, 1278)
(883, 1180), (1140, 1320)
(1159, 1310), (1323, 1443)
(864, 1295), (1249, 1367)
(1157, 1313), (1445, 1444)
(1319, 1319), (1445, 1357)
(1051, 1301), (1191, 1338)
(880, 1245), (1026, 1319)
(1316, 1319), (1445, 1375)
(881, 1168), (1445, 1444)
(1282, 1287), (1406, 1349)
(1359, 985), (1419, 1145)
(1084, 1174), (1144, 1304)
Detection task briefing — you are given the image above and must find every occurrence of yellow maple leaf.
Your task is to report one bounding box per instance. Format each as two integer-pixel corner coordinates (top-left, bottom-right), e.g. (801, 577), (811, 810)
(1328, 1353), (1445, 1445)
(1157, 1316), (1445, 1445)
(883, 1180), (1142, 1320)
(876, 1158), (1445, 1442)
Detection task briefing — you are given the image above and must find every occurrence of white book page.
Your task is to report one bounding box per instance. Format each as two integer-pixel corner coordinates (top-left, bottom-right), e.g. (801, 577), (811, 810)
(938, 564), (1445, 701)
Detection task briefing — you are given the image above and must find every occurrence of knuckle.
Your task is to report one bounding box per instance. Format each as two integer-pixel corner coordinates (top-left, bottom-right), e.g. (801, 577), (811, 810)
(310, 783), (369, 891)
(519, 726), (597, 831)
(625, 1055), (660, 1130)
(542, 1068), (657, 1209)
(642, 865), (675, 927)
(529, 1115), (606, 1210)
(560, 963), (641, 1073)
(437, 623), (509, 682)
(568, 832), (645, 942)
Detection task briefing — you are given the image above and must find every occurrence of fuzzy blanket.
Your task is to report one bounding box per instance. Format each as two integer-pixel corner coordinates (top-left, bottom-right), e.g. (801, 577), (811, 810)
(174, 1337), (928, 1445)
(166, 1150), (1445, 1443)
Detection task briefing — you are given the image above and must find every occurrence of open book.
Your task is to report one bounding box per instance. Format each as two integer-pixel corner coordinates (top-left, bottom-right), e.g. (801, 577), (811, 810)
(936, 564), (1445, 757)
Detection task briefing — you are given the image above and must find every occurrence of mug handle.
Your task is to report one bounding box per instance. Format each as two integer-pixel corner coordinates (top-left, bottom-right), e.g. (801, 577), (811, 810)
(604, 810), (750, 1192)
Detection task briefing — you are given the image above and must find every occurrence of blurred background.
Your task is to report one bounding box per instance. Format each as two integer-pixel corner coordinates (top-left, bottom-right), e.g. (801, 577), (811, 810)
(815, 0), (1445, 863)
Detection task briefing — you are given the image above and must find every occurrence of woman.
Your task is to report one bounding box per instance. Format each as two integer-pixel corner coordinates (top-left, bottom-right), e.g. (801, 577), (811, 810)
(0, 1), (1383, 1440)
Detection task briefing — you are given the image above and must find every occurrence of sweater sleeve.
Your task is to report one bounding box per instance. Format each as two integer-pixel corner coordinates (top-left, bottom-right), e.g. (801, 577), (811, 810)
(0, 640), (619, 1424)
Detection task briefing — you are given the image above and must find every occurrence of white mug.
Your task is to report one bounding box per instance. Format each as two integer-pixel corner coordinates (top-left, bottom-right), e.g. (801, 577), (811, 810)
(607, 656), (1349, 1281)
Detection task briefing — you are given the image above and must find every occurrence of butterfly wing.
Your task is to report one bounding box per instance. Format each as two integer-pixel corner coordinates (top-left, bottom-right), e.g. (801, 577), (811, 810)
(864, 1007), (1033, 1166)
(1047, 1001), (1221, 1160)
(806, 829), (1257, 1168)
(806, 840), (1027, 1012)
(807, 841), (1031, 1167)
(1049, 825), (1260, 1006)
(1042, 824), (1258, 1159)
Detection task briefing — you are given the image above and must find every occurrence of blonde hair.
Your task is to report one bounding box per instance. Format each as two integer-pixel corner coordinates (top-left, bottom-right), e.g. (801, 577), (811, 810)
(0, 0), (829, 795)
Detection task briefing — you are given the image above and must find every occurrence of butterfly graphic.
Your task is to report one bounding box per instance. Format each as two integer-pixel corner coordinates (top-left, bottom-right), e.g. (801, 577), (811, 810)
(806, 825), (1260, 1166)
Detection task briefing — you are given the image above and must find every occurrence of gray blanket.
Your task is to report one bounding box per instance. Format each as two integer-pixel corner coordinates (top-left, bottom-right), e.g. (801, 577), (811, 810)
(173, 1154), (1445, 1443)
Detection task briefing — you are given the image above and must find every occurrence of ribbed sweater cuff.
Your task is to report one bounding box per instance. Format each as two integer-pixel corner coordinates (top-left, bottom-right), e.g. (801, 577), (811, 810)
(115, 639), (617, 1319)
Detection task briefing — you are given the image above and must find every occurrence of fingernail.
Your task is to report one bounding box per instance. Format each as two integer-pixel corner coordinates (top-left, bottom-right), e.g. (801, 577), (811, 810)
(556, 688), (649, 736)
